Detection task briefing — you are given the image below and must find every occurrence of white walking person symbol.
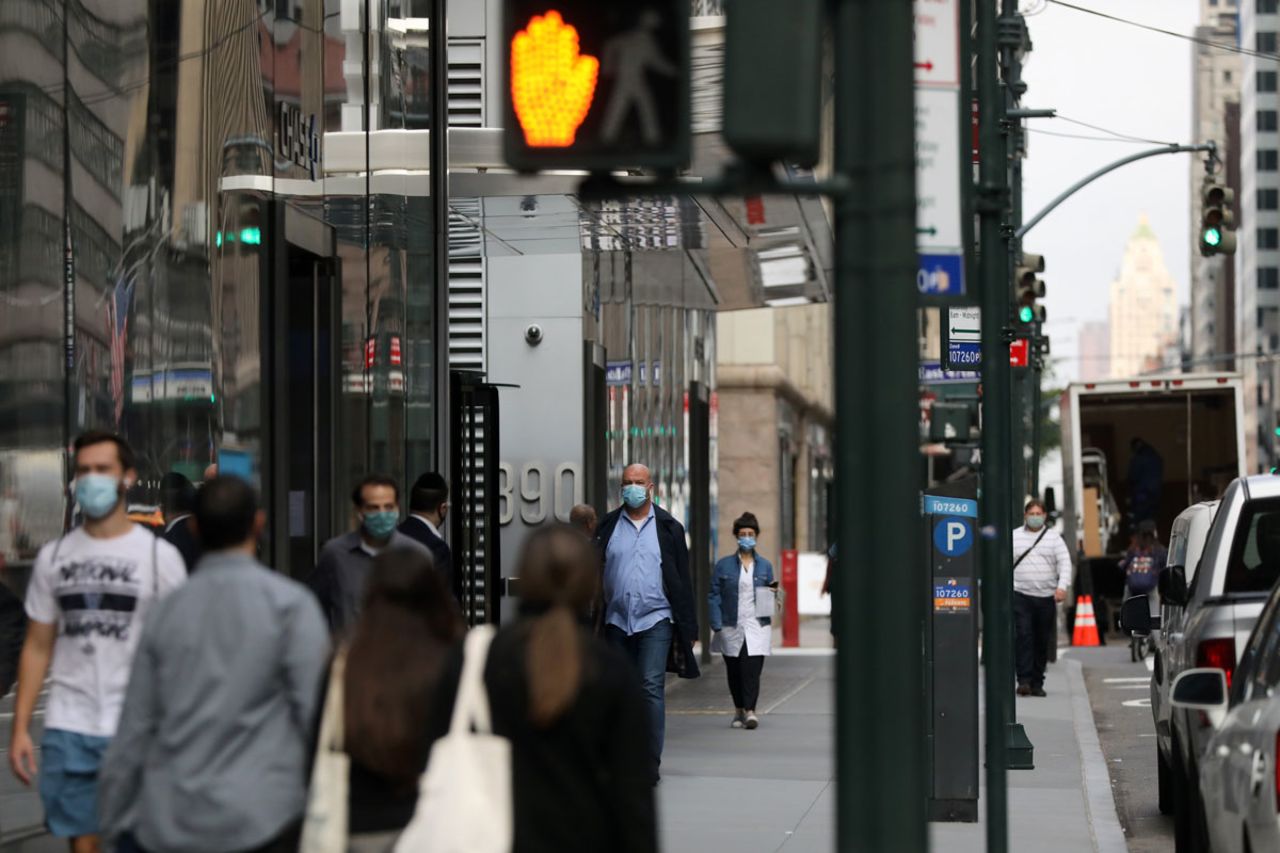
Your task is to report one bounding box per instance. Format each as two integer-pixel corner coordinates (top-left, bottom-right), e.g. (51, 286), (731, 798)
(599, 11), (678, 145)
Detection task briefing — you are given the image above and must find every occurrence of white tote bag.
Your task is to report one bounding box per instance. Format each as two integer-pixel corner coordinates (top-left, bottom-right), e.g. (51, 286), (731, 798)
(299, 651), (349, 853)
(394, 625), (512, 853)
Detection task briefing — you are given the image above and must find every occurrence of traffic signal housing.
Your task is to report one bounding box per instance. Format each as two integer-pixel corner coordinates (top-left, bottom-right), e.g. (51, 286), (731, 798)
(502, 0), (690, 173)
(1199, 183), (1237, 257)
(1015, 253), (1046, 325)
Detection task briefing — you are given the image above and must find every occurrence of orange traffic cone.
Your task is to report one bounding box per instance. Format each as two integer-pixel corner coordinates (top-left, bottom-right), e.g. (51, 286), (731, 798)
(1072, 595), (1101, 647)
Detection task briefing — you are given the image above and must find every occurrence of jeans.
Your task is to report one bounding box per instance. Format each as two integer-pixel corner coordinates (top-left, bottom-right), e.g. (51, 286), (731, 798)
(605, 619), (673, 780)
(1014, 592), (1056, 688)
(724, 645), (765, 710)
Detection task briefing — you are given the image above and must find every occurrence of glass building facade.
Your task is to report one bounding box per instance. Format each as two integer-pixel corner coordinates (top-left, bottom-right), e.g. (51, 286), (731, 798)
(0, 0), (445, 577)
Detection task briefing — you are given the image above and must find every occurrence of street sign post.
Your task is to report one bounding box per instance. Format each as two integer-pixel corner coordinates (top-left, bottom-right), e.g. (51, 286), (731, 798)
(913, 0), (961, 87)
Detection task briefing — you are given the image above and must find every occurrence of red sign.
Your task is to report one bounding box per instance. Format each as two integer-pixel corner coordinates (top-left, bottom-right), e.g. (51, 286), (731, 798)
(781, 550), (800, 648)
(744, 196), (766, 226)
(390, 335), (402, 367)
(1009, 338), (1029, 367)
(365, 338), (376, 369)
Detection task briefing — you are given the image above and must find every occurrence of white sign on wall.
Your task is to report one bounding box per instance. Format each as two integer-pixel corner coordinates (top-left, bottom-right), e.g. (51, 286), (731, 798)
(913, 0), (961, 88)
(915, 88), (963, 253)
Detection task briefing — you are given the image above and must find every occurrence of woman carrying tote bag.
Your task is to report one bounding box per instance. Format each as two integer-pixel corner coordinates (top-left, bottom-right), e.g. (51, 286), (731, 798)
(302, 548), (463, 853)
(415, 524), (657, 853)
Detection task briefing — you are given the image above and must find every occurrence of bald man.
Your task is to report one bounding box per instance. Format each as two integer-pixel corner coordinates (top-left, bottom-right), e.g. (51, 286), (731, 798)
(592, 463), (699, 785)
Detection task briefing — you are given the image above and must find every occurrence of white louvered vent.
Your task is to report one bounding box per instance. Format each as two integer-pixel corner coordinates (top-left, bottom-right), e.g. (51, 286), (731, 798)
(447, 40), (485, 128)
(448, 197), (485, 369)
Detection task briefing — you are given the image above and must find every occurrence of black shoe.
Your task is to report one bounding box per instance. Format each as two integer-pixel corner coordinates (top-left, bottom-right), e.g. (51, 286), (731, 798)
(1031, 686), (1047, 697)
(1016, 682), (1032, 696)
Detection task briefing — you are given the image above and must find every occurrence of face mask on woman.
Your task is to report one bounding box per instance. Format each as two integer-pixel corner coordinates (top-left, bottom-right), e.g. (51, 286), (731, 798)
(1025, 514), (1046, 531)
(737, 536), (756, 551)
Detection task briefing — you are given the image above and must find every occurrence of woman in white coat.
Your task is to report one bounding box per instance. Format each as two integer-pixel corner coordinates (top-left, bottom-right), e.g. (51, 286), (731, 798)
(708, 512), (776, 729)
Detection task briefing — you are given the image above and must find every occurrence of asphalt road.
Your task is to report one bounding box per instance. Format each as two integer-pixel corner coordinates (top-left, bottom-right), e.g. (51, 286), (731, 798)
(1076, 644), (1175, 853)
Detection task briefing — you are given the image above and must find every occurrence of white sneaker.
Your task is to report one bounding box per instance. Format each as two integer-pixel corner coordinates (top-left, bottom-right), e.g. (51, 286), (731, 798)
(731, 710), (745, 728)
(744, 711), (759, 730)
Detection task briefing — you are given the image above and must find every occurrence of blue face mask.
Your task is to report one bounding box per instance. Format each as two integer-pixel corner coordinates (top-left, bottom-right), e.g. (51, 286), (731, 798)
(621, 484), (648, 509)
(738, 536), (756, 551)
(76, 473), (123, 520)
(362, 510), (399, 540)
(1025, 514), (1046, 530)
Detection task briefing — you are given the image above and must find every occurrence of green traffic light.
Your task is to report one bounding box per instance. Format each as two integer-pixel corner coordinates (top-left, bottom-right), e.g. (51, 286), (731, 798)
(240, 227), (262, 245)
(1018, 305), (1034, 323)
(1203, 227), (1222, 247)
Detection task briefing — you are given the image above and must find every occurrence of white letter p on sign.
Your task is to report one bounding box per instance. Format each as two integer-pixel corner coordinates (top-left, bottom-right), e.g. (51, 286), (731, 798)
(946, 521), (966, 552)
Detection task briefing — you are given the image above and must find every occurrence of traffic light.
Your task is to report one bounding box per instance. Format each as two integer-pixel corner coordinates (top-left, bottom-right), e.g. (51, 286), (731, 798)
(502, 1), (690, 173)
(1199, 183), (1237, 257)
(1014, 252), (1046, 325)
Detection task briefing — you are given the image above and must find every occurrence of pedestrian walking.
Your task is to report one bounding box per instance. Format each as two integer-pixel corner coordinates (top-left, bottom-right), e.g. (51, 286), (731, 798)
(8, 431), (186, 853)
(1012, 498), (1072, 697)
(302, 547), (463, 852)
(99, 476), (329, 853)
(569, 503), (597, 537)
(310, 475), (428, 634)
(424, 524), (656, 852)
(399, 472), (452, 582)
(592, 463), (699, 785)
(709, 512), (775, 729)
(159, 472), (200, 572)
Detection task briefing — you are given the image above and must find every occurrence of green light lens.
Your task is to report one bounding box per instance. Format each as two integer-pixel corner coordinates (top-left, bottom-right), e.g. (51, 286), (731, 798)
(1018, 305), (1034, 323)
(1203, 227), (1222, 247)
(240, 226), (261, 245)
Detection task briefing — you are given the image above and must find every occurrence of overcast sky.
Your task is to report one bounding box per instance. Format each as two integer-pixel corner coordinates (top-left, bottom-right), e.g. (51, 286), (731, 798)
(1020, 0), (1200, 381)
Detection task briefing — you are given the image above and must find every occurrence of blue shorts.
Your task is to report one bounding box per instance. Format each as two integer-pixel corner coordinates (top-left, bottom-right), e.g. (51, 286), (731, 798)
(39, 728), (111, 838)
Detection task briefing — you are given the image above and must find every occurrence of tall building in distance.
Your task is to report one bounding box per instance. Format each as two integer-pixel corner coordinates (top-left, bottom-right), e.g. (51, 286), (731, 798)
(1190, 0), (1240, 371)
(1239, 0), (1280, 471)
(1108, 216), (1180, 378)
(1077, 321), (1110, 383)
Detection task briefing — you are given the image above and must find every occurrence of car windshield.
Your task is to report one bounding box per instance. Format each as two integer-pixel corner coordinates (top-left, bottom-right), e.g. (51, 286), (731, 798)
(1224, 498), (1280, 595)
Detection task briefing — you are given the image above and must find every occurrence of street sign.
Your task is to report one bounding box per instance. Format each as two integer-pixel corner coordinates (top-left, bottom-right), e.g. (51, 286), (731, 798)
(920, 360), (979, 385)
(913, 0), (960, 88)
(1009, 338), (1029, 368)
(915, 88), (963, 253)
(945, 305), (980, 370)
(502, 0), (690, 172)
(918, 252), (964, 296)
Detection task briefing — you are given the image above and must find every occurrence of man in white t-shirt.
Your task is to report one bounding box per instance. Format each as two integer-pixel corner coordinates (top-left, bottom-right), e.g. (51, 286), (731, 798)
(8, 431), (185, 852)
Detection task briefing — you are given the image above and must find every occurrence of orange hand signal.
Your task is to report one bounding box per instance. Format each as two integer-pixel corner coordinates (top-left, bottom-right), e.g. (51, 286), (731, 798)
(511, 11), (599, 148)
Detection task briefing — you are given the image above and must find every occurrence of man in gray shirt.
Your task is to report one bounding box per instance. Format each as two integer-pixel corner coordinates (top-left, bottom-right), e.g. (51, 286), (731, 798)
(309, 473), (428, 634)
(99, 477), (329, 853)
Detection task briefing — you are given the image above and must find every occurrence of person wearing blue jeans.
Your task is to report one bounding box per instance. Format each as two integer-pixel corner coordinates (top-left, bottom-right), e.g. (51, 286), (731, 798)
(594, 463), (700, 784)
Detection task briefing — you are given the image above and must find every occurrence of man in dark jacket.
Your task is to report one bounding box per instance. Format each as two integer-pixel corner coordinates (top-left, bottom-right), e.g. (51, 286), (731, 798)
(593, 463), (699, 784)
(160, 472), (201, 572)
(399, 472), (452, 584)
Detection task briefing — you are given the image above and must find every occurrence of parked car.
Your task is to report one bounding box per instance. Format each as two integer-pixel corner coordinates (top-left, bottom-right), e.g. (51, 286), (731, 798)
(1148, 501), (1219, 814)
(1123, 474), (1280, 853)
(1171, 577), (1280, 853)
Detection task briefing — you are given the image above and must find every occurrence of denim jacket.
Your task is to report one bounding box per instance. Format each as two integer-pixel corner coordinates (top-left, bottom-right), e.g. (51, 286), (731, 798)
(708, 553), (775, 630)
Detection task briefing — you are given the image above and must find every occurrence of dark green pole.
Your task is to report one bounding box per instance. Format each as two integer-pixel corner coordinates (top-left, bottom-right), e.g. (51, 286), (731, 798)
(833, 0), (926, 849)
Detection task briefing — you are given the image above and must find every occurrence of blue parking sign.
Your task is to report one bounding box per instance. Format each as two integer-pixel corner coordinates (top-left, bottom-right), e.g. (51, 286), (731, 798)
(933, 517), (974, 557)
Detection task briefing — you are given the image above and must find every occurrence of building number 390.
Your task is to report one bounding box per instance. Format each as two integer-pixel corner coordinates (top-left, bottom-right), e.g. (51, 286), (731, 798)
(498, 462), (584, 525)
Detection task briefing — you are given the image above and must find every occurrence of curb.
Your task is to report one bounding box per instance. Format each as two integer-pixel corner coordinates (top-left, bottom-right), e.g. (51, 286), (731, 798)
(1062, 656), (1129, 853)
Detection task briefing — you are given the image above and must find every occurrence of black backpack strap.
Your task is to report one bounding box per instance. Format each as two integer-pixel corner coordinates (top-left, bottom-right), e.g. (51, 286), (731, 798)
(1013, 527), (1049, 571)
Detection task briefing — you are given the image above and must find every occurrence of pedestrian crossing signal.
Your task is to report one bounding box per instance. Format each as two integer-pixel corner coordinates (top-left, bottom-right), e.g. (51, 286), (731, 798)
(502, 0), (689, 172)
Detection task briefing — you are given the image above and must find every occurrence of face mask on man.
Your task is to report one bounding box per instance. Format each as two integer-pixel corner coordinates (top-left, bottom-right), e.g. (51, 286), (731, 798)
(738, 536), (756, 551)
(1025, 514), (1046, 531)
(363, 510), (399, 539)
(621, 484), (648, 509)
(75, 474), (124, 520)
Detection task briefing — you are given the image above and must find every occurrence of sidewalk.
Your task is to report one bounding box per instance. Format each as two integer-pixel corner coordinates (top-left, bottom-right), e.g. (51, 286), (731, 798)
(659, 647), (1124, 853)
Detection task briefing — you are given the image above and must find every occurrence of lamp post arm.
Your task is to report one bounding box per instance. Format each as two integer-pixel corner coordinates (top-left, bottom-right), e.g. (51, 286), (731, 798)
(1016, 143), (1216, 239)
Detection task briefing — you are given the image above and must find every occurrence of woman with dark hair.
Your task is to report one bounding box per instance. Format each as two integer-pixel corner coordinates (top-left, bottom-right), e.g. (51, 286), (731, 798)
(708, 512), (776, 729)
(425, 524), (656, 853)
(307, 547), (463, 851)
